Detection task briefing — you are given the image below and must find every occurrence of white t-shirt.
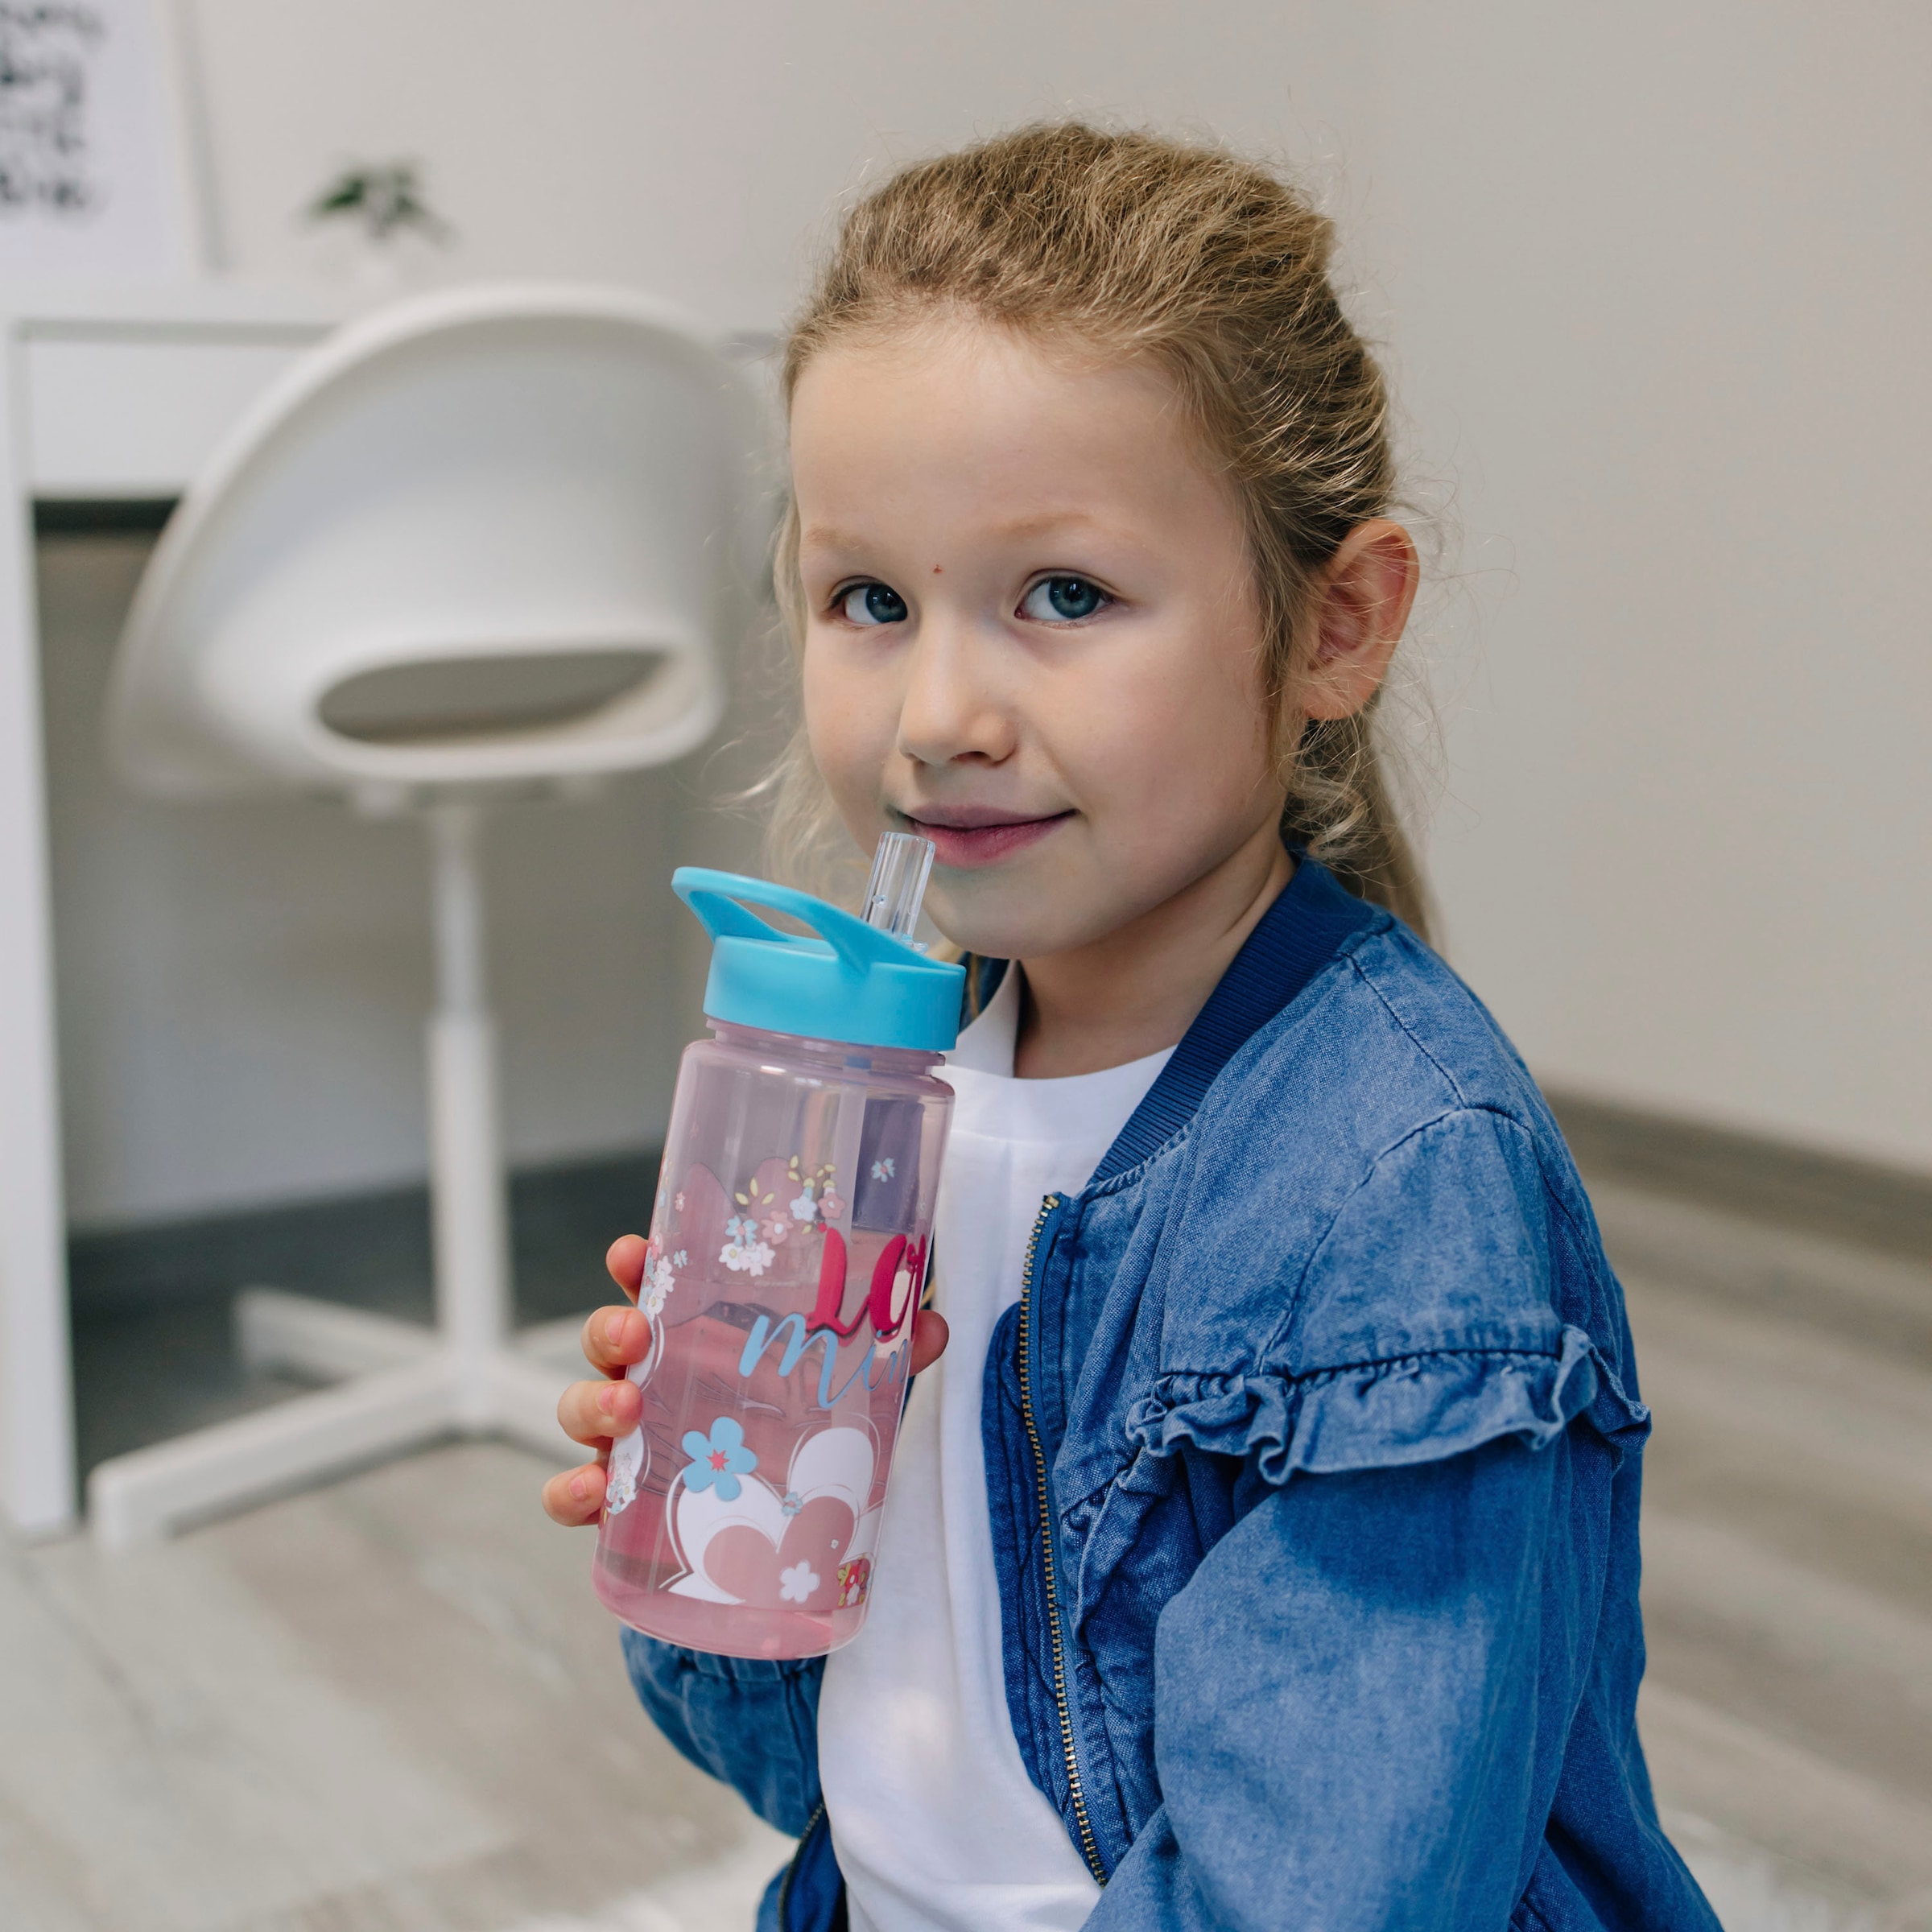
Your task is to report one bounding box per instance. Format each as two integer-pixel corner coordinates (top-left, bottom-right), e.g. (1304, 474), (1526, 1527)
(817, 968), (1174, 1932)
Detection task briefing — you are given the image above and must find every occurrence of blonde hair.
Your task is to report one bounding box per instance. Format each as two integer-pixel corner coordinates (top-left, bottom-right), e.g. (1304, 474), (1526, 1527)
(762, 122), (1432, 941)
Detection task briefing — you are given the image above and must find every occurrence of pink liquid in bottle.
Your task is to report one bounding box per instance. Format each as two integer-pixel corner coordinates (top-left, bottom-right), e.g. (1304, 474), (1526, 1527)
(593, 837), (959, 1658)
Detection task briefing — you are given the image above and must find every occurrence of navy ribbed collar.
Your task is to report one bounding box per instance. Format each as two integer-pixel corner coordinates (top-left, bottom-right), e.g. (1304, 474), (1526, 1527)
(1087, 857), (1379, 1187)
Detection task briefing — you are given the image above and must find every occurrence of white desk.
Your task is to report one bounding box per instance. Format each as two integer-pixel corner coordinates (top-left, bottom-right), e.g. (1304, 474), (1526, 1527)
(0, 285), (344, 1534)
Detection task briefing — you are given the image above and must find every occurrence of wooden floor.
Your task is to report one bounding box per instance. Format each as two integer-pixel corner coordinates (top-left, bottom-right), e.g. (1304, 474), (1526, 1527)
(1603, 1183), (1932, 1931)
(4, 1173), (1928, 1930)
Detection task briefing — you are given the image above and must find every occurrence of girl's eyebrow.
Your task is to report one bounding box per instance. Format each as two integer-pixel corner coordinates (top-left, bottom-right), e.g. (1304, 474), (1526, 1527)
(799, 524), (876, 555)
(988, 510), (1103, 540)
(800, 510), (1110, 556)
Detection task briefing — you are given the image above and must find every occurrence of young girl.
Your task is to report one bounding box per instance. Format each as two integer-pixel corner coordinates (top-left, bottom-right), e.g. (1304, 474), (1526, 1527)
(543, 126), (1717, 1932)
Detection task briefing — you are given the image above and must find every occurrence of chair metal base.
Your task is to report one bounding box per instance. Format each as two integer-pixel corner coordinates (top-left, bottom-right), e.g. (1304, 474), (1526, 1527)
(85, 1289), (589, 1550)
(83, 801), (605, 1553)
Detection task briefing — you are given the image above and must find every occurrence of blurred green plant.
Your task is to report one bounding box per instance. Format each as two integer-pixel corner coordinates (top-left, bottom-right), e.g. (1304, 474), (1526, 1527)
(303, 163), (453, 246)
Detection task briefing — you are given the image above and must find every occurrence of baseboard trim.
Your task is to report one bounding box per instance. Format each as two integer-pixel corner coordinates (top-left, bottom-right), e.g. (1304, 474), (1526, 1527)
(1544, 1089), (1932, 1266)
(68, 1146), (664, 1322)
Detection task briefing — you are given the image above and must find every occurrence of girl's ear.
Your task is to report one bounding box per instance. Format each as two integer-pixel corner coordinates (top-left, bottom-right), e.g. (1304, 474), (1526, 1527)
(1298, 519), (1419, 721)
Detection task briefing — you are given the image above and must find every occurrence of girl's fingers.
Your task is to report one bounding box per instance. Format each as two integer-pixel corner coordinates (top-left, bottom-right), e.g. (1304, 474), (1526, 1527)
(558, 1373), (642, 1447)
(910, 1309), (949, 1377)
(606, 1233), (649, 1299)
(580, 1302), (653, 1374)
(543, 1233), (651, 1530)
(543, 1459), (609, 1526)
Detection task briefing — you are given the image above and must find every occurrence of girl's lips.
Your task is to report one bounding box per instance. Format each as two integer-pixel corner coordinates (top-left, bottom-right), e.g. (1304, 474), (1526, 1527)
(903, 813), (1071, 869)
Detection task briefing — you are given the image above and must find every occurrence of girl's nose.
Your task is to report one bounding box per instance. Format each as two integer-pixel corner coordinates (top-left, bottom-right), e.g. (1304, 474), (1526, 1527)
(895, 617), (1017, 769)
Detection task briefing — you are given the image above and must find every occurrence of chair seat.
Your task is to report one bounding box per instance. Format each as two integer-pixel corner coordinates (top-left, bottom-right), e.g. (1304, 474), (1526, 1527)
(108, 283), (762, 799)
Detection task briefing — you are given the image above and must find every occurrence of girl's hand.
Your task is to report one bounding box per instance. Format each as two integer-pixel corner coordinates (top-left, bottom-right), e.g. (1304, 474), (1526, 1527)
(541, 1233), (950, 1526)
(541, 1234), (654, 1525)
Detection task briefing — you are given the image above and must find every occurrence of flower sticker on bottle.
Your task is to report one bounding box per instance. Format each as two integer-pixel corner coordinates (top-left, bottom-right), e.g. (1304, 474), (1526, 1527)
(869, 1157), (895, 1183)
(680, 1417), (758, 1501)
(605, 1428), (644, 1515)
(836, 1556), (872, 1608)
(720, 1216), (776, 1277)
(783, 1157), (841, 1233)
(641, 1238), (678, 1318)
(779, 1561), (820, 1604)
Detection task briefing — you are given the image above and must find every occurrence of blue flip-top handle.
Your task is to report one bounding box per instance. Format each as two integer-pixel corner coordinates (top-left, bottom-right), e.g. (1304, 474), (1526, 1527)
(671, 866), (962, 1052)
(673, 867), (919, 973)
(672, 865), (961, 1051)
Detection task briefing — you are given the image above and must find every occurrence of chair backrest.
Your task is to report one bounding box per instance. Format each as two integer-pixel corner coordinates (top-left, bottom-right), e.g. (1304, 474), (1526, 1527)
(108, 283), (764, 801)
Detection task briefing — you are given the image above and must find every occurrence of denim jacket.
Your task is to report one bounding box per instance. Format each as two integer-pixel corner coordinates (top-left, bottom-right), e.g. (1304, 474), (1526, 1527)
(623, 860), (1719, 1932)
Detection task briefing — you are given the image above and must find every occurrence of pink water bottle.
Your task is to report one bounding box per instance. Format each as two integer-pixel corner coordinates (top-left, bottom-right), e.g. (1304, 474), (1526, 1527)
(594, 835), (960, 1657)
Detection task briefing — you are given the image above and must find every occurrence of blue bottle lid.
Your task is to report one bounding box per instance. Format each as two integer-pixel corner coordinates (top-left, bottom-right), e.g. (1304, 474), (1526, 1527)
(674, 867), (964, 1053)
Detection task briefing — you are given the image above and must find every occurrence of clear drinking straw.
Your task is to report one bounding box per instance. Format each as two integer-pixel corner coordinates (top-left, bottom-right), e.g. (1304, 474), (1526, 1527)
(861, 832), (936, 942)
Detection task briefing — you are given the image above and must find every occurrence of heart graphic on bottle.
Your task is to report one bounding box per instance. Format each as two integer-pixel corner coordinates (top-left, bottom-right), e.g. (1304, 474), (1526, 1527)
(667, 1426), (877, 1612)
(706, 1496), (853, 1612)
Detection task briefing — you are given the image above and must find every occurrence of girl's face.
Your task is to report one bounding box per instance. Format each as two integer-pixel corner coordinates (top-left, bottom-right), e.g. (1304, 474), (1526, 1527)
(792, 320), (1285, 961)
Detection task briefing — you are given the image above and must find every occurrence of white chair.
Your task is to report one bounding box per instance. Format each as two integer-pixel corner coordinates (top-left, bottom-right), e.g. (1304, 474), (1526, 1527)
(89, 283), (762, 1548)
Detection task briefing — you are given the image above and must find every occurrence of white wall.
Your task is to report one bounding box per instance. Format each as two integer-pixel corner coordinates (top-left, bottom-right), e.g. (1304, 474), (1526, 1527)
(181, 2), (1370, 331)
(1353, 0), (1932, 1167)
(52, 0), (1925, 1228)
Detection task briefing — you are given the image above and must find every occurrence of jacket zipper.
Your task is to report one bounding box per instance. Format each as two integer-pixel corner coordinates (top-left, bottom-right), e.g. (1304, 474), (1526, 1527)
(776, 1799), (825, 1932)
(1018, 1191), (1107, 1884)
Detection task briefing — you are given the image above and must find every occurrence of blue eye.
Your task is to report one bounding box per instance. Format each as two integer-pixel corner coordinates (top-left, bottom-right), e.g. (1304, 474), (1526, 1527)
(840, 581), (908, 626)
(1020, 576), (1108, 622)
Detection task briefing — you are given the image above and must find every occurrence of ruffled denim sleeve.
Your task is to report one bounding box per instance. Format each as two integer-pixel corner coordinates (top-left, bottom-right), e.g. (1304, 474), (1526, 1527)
(1126, 1323), (1649, 1485)
(1087, 1433), (1597, 1932)
(1126, 1105), (1650, 1487)
(1078, 1107), (1687, 1930)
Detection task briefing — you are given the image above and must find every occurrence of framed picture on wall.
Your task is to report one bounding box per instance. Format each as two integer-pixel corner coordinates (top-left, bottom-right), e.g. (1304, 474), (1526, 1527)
(0, 0), (208, 281)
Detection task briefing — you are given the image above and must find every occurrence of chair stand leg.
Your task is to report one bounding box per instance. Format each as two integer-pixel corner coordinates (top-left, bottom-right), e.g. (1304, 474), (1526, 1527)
(85, 1362), (461, 1552)
(236, 1287), (439, 1380)
(488, 1352), (586, 1463)
(425, 800), (514, 1422)
(85, 1316), (584, 1551)
(82, 803), (588, 1551)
